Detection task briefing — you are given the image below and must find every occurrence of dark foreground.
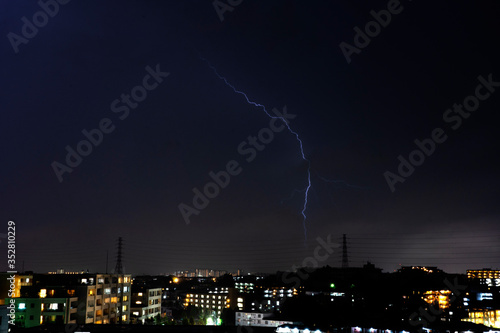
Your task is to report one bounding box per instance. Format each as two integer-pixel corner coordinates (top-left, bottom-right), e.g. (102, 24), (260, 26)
(8, 325), (276, 333)
(7, 322), (493, 333)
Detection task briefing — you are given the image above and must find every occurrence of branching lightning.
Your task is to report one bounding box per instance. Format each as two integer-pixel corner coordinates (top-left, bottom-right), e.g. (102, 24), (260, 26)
(202, 58), (363, 244)
(201, 57), (311, 242)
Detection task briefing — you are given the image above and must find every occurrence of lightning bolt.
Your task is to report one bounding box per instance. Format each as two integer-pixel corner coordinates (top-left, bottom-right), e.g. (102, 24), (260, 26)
(201, 57), (311, 242)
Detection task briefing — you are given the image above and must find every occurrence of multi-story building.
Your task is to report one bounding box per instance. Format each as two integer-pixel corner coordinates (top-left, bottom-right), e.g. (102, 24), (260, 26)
(184, 287), (243, 318)
(461, 269), (500, 328)
(467, 269), (500, 287)
(75, 274), (132, 324)
(8, 273), (131, 326)
(130, 287), (161, 324)
(258, 287), (298, 312)
(0, 274), (34, 300)
(235, 311), (294, 327)
(422, 290), (452, 310)
(462, 309), (500, 328)
(6, 297), (78, 328)
(235, 282), (255, 294)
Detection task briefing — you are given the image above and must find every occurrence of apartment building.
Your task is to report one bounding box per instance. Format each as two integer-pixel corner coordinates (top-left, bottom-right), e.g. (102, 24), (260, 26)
(6, 297), (78, 328)
(184, 287), (243, 317)
(130, 287), (162, 323)
(467, 269), (500, 287)
(259, 287), (298, 312)
(235, 312), (294, 327)
(75, 274), (132, 324)
(8, 273), (131, 326)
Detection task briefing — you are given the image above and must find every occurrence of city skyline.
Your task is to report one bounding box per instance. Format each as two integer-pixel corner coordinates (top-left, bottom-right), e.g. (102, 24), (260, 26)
(9, 231), (500, 276)
(4, 266), (499, 329)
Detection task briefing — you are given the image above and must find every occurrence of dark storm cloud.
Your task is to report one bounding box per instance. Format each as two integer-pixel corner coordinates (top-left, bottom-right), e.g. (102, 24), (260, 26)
(1, 0), (499, 275)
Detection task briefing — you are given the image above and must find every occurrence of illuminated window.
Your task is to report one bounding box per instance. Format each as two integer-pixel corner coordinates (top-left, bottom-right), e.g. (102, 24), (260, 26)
(122, 315), (127, 321)
(104, 288), (111, 295)
(18, 303), (26, 310)
(136, 301), (142, 304)
(123, 296), (128, 302)
(122, 305), (127, 311)
(423, 290), (451, 309)
(40, 289), (47, 298)
(138, 292), (143, 296)
(49, 303), (58, 310)
(123, 287), (129, 292)
(89, 289), (95, 296)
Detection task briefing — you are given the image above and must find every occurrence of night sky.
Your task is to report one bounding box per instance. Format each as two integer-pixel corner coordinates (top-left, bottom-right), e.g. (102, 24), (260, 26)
(1, 1), (500, 275)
